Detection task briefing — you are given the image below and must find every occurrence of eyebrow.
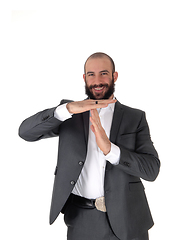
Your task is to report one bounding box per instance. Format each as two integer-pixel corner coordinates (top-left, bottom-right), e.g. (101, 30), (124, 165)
(100, 70), (109, 73)
(86, 71), (94, 75)
(86, 70), (109, 75)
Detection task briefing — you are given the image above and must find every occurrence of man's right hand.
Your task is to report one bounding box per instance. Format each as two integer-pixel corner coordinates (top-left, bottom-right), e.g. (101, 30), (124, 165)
(66, 99), (117, 114)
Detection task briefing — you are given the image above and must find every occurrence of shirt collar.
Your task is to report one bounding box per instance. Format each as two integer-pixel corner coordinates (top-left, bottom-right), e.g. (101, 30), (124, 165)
(108, 101), (115, 112)
(99, 97), (116, 113)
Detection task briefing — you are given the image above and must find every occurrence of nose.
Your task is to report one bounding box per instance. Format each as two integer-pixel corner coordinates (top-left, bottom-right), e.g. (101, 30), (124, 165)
(94, 75), (102, 85)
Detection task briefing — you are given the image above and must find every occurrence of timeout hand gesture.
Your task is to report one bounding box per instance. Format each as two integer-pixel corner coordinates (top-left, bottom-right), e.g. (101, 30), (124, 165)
(67, 99), (117, 155)
(66, 99), (116, 114)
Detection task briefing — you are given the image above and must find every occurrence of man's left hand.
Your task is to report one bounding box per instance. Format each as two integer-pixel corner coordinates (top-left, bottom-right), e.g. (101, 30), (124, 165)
(90, 109), (111, 155)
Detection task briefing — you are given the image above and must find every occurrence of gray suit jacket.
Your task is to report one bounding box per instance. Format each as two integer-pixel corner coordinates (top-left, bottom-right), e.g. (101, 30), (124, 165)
(19, 99), (160, 240)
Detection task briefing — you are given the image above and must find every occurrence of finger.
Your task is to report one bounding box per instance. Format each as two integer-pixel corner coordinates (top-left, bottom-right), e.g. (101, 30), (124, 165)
(90, 109), (99, 116)
(82, 99), (117, 112)
(90, 109), (100, 124)
(90, 124), (95, 133)
(90, 111), (101, 128)
(82, 100), (107, 111)
(95, 99), (116, 103)
(91, 99), (116, 109)
(90, 116), (98, 133)
(87, 99), (116, 103)
(89, 104), (108, 110)
(88, 102), (109, 110)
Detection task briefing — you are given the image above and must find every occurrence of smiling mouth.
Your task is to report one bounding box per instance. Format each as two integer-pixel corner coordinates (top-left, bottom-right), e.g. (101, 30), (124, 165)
(93, 86), (105, 92)
(90, 84), (108, 93)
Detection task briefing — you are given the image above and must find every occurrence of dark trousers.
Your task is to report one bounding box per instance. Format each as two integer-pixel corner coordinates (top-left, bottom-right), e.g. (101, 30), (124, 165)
(63, 201), (149, 240)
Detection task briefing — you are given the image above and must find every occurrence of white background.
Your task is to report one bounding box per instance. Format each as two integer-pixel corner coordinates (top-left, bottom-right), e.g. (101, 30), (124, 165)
(1, 1), (187, 239)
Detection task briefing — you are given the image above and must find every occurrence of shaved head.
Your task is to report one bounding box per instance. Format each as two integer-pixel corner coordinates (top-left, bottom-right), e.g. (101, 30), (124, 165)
(84, 52), (115, 74)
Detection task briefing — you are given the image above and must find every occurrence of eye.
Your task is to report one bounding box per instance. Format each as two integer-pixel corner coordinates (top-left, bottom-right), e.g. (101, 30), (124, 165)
(87, 73), (94, 77)
(101, 72), (108, 76)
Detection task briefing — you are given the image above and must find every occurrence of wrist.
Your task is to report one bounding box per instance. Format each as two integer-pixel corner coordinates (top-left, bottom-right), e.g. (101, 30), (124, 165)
(104, 143), (120, 165)
(54, 103), (73, 121)
(66, 103), (73, 114)
(103, 142), (111, 156)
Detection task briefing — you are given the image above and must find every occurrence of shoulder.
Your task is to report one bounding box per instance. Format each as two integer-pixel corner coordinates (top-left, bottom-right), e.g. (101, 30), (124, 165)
(115, 101), (147, 129)
(59, 99), (74, 105)
(116, 100), (145, 117)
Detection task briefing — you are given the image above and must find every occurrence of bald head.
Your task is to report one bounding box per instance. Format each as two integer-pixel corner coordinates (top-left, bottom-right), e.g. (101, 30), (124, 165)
(84, 52), (115, 75)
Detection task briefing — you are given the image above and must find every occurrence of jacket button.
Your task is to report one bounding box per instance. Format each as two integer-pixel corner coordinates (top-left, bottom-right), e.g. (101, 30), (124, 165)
(124, 162), (130, 167)
(78, 161), (84, 166)
(70, 181), (75, 185)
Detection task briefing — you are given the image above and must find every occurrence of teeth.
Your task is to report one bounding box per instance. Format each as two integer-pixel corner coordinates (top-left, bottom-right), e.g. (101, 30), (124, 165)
(94, 87), (104, 90)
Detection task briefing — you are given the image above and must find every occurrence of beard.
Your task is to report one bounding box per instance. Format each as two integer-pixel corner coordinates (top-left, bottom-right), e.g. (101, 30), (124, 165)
(85, 78), (115, 100)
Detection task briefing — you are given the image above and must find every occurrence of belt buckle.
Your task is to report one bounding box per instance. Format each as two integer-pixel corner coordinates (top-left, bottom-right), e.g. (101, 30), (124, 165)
(95, 196), (106, 212)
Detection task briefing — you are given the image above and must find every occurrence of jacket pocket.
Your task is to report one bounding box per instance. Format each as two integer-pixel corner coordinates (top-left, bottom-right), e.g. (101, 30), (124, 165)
(129, 181), (144, 192)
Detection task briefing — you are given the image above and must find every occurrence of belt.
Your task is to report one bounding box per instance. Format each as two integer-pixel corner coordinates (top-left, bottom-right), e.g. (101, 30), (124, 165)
(70, 194), (107, 212)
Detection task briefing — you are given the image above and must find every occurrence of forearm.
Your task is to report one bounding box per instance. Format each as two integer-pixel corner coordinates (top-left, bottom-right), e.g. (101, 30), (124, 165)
(117, 111), (160, 181)
(19, 106), (62, 142)
(119, 147), (160, 181)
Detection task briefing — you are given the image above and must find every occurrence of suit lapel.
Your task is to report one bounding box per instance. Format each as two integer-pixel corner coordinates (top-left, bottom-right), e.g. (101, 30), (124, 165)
(110, 101), (124, 143)
(82, 111), (90, 147)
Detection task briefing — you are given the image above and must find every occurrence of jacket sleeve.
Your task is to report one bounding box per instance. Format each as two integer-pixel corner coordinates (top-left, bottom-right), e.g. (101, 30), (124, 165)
(118, 112), (160, 182)
(18, 99), (72, 142)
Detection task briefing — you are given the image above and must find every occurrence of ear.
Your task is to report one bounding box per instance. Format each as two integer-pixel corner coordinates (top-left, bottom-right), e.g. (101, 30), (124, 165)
(83, 74), (86, 83)
(113, 72), (118, 83)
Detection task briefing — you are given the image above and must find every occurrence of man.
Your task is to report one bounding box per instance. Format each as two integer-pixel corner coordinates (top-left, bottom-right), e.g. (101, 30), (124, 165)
(19, 52), (160, 240)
